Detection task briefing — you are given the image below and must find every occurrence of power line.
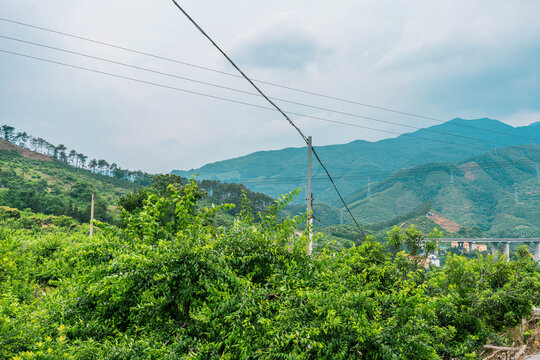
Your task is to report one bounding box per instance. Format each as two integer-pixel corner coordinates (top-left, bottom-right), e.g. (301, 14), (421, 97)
(3, 48), (540, 160)
(232, 145), (540, 185)
(2, 48), (539, 196)
(0, 49), (278, 111)
(1, 35), (535, 153)
(236, 155), (540, 185)
(169, 1), (306, 142)
(0, 16), (538, 143)
(169, 0), (367, 237)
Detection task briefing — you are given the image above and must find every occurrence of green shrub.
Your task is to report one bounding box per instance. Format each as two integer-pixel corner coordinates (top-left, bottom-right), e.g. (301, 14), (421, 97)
(0, 206), (20, 220)
(18, 216), (43, 229)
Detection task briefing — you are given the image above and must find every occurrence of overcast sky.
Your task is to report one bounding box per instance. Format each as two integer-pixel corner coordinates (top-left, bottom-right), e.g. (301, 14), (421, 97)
(0, 0), (539, 173)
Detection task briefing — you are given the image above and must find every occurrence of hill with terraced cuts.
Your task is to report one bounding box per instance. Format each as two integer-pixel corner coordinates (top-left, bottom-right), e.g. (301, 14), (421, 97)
(172, 118), (540, 204)
(344, 144), (540, 237)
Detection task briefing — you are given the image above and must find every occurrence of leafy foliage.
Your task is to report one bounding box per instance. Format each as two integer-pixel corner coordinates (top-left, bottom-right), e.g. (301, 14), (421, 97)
(1, 182), (540, 359)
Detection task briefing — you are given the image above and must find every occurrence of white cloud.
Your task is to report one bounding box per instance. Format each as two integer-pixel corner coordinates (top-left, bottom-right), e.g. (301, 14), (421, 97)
(504, 111), (540, 127)
(0, 0), (539, 173)
(230, 13), (330, 71)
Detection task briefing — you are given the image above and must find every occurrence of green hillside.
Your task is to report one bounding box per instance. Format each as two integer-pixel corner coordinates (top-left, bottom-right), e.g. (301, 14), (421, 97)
(172, 118), (540, 204)
(0, 142), (140, 223)
(0, 139), (275, 226)
(345, 144), (540, 237)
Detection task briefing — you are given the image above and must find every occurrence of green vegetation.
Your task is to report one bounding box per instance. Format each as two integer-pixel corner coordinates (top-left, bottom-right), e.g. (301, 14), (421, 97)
(2, 181), (540, 359)
(0, 149), (139, 223)
(1, 124), (152, 184)
(346, 144), (540, 237)
(313, 201), (484, 250)
(117, 175), (274, 227)
(0, 147), (273, 227)
(173, 118), (540, 204)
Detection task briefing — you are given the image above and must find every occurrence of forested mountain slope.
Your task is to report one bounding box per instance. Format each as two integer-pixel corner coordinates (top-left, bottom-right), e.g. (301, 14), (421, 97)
(172, 118), (540, 204)
(0, 140), (140, 223)
(345, 144), (540, 237)
(0, 139), (274, 225)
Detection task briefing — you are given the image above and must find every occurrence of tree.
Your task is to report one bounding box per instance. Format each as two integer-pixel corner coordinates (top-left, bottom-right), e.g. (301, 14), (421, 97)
(45, 141), (55, 157)
(1, 125), (15, 142)
(14, 132), (29, 148)
(69, 150), (78, 166)
(30, 137), (38, 151)
(77, 153), (88, 169)
(97, 159), (109, 174)
(112, 166), (127, 179)
(55, 144), (67, 162)
(89, 159), (98, 172)
(386, 224), (441, 267)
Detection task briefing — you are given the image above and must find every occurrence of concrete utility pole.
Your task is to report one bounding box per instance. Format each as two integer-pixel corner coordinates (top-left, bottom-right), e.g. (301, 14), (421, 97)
(89, 193), (95, 238)
(307, 136), (314, 255)
(450, 170), (454, 185)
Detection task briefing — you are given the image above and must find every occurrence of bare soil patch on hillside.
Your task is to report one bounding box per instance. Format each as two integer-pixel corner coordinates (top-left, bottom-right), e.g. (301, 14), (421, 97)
(426, 210), (461, 233)
(459, 161), (483, 181)
(0, 139), (52, 162)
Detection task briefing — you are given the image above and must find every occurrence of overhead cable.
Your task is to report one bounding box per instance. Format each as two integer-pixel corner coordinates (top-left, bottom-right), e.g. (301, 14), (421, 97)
(238, 156), (540, 185)
(0, 16), (538, 143)
(0, 34), (536, 153)
(2, 48), (538, 158)
(169, 0), (367, 237)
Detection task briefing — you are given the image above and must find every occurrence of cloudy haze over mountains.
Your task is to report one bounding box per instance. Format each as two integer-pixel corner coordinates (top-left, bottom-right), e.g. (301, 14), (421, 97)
(1, 0), (539, 172)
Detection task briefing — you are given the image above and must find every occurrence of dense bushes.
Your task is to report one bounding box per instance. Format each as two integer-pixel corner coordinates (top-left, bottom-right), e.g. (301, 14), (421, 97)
(0, 206), (20, 220)
(1, 182), (540, 359)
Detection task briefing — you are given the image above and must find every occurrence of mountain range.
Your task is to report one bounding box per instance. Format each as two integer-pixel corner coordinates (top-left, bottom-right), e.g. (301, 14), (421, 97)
(172, 118), (540, 237)
(172, 118), (540, 205)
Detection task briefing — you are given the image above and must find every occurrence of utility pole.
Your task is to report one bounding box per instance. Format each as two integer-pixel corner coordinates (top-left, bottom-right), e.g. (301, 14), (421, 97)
(89, 193), (95, 238)
(514, 186), (519, 204)
(307, 136), (314, 255)
(450, 170), (454, 185)
(340, 208), (344, 225)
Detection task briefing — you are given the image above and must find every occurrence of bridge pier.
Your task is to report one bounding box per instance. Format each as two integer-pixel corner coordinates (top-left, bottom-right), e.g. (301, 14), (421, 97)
(491, 243), (499, 261)
(503, 242), (510, 262)
(440, 238), (540, 263)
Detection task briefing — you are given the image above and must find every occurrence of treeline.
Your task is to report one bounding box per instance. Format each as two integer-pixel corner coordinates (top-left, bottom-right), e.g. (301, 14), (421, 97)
(364, 201), (433, 232)
(1, 124), (152, 185)
(199, 179), (274, 216)
(0, 154), (115, 224)
(118, 175), (275, 222)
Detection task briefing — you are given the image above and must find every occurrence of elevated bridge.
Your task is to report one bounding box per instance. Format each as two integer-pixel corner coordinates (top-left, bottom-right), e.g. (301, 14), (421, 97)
(439, 238), (540, 262)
